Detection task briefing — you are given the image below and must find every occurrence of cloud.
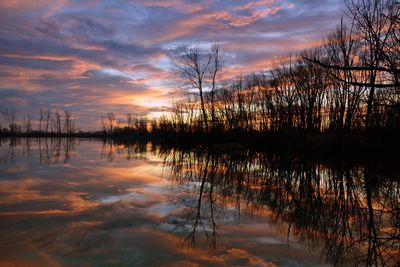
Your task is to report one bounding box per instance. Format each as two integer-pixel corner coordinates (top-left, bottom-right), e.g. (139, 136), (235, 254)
(140, 0), (211, 14)
(234, 0), (277, 11)
(0, 0), (68, 17)
(0, 0), (345, 129)
(205, 6), (283, 28)
(0, 55), (74, 70)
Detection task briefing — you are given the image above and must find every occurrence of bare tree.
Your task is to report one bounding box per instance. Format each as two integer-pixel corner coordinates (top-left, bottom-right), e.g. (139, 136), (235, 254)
(126, 113), (135, 129)
(172, 44), (223, 132)
(23, 114), (32, 134)
(38, 109), (52, 133)
(0, 108), (17, 133)
(53, 110), (62, 134)
(107, 112), (116, 135)
(306, 0), (400, 128)
(101, 116), (107, 134)
(208, 44), (223, 128)
(39, 109), (44, 132)
(348, 0), (400, 127)
(63, 110), (75, 135)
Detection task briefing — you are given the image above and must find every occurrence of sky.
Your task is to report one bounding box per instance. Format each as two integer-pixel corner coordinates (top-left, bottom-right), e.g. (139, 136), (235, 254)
(0, 0), (344, 130)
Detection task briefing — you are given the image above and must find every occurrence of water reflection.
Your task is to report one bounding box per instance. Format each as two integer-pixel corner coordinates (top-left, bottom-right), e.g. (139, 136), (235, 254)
(0, 138), (399, 266)
(0, 138), (79, 164)
(160, 147), (400, 266)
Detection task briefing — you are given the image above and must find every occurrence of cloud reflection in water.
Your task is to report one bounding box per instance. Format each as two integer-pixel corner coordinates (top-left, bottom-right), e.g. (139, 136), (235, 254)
(0, 138), (398, 266)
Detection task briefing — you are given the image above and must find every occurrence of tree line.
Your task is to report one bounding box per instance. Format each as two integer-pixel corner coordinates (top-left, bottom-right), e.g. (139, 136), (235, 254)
(163, 0), (400, 136)
(0, 108), (76, 136)
(0, 108), (152, 138)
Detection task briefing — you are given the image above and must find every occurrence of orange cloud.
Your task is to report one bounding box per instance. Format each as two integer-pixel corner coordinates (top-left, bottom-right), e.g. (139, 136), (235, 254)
(151, 4), (283, 44)
(206, 6), (283, 28)
(0, 0), (68, 17)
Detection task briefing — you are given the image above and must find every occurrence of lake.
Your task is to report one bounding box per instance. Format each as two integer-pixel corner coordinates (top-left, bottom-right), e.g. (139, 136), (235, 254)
(0, 139), (398, 266)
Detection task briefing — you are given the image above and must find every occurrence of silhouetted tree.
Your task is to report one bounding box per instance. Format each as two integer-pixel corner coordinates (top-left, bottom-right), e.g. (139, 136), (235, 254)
(172, 44), (223, 132)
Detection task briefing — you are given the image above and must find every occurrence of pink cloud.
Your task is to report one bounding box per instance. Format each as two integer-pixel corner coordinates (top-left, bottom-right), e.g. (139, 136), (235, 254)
(234, 0), (277, 11)
(0, 0), (68, 17)
(141, 0), (210, 14)
(205, 6), (283, 28)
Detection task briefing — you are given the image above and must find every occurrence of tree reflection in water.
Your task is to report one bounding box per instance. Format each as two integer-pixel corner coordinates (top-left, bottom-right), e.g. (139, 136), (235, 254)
(0, 138), (79, 164)
(163, 151), (222, 253)
(160, 146), (400, 266)
(0, 139), (398, 266)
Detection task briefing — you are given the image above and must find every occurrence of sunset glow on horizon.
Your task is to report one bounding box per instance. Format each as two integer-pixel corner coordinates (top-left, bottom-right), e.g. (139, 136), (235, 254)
(0, 0), (344, 129)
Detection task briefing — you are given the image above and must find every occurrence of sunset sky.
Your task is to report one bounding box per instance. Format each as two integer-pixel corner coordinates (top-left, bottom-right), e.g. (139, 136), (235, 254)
(0, 0), (344, 130)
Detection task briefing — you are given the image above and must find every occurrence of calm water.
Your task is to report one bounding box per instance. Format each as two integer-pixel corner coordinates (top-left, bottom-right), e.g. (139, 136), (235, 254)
(0, 139), (398, 267)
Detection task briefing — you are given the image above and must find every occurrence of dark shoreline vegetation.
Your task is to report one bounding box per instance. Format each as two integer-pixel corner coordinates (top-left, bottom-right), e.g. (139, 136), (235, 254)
(0, 138), (399, 266)
(1, 125), (400, 159)
(1, 0), (400, 158)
